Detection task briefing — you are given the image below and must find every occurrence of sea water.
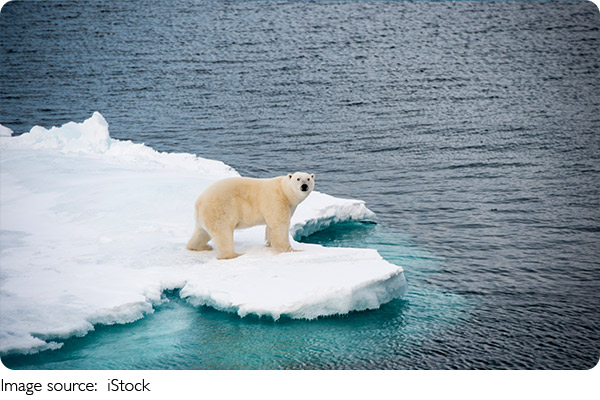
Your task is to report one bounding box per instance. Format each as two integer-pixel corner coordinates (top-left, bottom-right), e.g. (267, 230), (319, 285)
(1, 0), (599, 369)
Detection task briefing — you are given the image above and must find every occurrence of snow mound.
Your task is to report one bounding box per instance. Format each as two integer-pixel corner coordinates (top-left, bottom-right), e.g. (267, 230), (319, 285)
(0, 113), (407, 355)
(2, 112), (234, 176)
(0, 124), (13, 137)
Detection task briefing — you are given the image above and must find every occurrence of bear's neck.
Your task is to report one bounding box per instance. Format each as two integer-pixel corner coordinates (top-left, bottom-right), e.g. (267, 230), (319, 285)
(280, 176), (307, 210)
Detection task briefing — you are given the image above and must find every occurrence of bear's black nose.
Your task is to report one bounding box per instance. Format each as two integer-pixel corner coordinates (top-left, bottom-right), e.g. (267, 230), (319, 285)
(301, 184), (308, 191)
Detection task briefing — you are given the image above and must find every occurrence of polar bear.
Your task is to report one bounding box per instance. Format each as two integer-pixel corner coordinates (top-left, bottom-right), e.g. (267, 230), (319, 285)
(186, 172), (315, 259)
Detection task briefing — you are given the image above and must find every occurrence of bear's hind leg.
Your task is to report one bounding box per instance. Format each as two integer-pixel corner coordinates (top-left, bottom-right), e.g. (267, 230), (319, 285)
(265, 226), (272, 247)
(187, 226), (213, 251)
(211, 228), (241, 260)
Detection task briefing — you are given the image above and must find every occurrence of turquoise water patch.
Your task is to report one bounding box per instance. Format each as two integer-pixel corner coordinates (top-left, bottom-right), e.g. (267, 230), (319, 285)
(3, 223), (470, 369)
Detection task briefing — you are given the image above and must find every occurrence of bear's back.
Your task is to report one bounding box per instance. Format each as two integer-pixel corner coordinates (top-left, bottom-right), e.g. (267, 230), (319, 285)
(201, 176), (282, 203)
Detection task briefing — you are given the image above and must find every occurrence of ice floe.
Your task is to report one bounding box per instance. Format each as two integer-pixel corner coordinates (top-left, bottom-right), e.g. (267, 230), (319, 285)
(0, 113), (406, 355)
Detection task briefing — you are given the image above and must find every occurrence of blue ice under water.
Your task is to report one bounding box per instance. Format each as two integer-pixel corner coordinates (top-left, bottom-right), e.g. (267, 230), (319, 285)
(2, 222), (470, 369)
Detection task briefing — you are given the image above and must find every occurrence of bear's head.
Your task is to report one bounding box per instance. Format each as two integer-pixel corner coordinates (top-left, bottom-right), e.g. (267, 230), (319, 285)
(286, 172), (315, 201)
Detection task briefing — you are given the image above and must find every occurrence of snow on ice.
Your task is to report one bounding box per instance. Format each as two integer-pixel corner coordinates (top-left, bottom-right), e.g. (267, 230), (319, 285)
(0, 113), (407, 355)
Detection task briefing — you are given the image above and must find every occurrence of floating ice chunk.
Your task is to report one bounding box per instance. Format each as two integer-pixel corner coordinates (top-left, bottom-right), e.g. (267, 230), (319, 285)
(291, 191), (376, 239)
(0, 113), (407, 355)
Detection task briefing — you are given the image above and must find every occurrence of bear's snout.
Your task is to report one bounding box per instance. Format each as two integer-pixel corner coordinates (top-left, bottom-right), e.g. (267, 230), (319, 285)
(301, 184), (309, 192)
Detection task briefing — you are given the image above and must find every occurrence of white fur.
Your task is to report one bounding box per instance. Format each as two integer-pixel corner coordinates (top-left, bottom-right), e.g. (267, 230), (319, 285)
(187, 172), (315, 259)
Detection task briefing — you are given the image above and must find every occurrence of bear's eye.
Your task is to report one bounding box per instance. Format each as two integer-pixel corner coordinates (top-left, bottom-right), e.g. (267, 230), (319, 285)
(307, 178), (310, 181)
(297, 178), (300, 181)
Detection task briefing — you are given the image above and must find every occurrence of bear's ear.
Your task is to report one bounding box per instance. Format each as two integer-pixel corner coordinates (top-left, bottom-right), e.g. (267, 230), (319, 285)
(311, 173), (315, 180)
(288, 174), (292, 179)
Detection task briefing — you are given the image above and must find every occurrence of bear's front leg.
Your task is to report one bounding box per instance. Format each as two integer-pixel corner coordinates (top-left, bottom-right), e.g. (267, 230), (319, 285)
(268, 224), (293, 253)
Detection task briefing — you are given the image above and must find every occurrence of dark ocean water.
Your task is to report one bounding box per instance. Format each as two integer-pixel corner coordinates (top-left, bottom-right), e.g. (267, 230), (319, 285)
(1, 0), (599, 369)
